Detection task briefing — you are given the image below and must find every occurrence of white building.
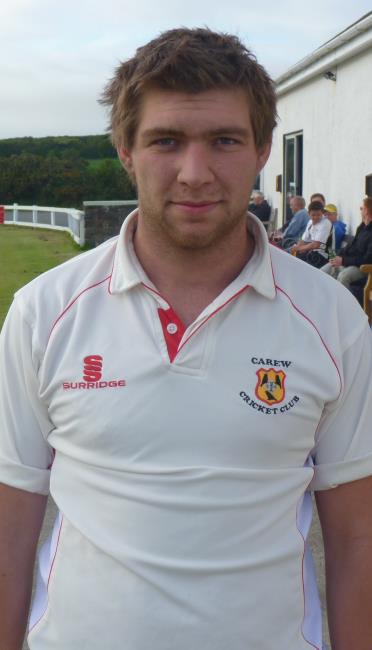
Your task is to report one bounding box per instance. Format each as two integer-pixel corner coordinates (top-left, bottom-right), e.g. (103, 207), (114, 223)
(262, 11), (372, 232)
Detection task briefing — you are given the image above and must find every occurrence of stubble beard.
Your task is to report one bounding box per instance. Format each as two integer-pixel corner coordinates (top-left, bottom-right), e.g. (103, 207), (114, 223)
(138, 198), (249, 253)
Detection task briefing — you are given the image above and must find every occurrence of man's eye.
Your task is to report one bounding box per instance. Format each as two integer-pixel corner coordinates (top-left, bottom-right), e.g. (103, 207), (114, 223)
(215, 137), (239, 145)
(152, 138), (176, 146)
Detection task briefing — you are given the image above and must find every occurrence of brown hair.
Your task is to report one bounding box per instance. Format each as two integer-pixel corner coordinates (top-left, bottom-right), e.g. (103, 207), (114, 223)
(308, 200), (324, 213)
(363, 196), (372, 215)
(100, 27), (277, 151)
(310, 193), (325, 205)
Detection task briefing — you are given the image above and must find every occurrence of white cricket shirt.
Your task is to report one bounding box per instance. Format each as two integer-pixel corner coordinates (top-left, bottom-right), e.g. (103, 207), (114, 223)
(1, 211), (372, 650)
(301, 216), (332, 255)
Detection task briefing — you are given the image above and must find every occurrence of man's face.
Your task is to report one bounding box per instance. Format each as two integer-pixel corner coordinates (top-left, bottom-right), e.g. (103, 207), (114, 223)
(360, 204), (372, 224)
(309, 210), (323, 225)
(119, 87), (271, 251)
(290, 199), (299, 214)
(324, 210), (337, 223)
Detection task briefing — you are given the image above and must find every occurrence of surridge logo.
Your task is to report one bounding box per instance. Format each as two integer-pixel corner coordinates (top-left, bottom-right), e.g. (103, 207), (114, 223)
(83, 355), (103, 382)
(63, 354), (126, 390)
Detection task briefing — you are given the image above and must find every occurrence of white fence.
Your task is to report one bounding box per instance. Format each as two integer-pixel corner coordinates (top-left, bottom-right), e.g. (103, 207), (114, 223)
(3, 204), (85, 246)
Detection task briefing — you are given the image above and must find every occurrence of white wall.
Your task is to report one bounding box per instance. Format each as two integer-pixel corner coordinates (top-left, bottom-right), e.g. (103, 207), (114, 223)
(263, 46), (372, 232)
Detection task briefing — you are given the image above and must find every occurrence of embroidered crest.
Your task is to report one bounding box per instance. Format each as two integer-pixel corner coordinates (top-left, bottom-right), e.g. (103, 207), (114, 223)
(255, 368), (286, 405)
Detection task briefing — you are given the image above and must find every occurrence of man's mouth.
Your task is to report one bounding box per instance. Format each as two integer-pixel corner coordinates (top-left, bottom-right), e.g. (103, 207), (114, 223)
(171, 200), (221, 214)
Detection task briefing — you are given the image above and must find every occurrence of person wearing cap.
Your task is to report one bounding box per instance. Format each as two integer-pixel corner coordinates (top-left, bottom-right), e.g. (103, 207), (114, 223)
(323, 203), (346, 252)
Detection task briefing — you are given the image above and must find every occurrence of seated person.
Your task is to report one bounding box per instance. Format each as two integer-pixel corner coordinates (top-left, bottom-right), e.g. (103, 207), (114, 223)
(349, 277), (365, 308)
(290, 200), (332, 268)
(321, 196), (372, 288)
(323, 203), (346, 252)
(248, 190), (271, 224)
(310, 192), (326, 206)
(271, 196), (308, 249)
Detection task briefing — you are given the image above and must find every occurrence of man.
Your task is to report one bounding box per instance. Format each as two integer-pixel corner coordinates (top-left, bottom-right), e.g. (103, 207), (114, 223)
(271, 195), (308, 249)
(323, 203), (346, 253)
(248, 189), (271, 224)
(290, 200), (332, 267)
(310, 192), (326, 206)
(321, 196), (372, 288)
(1, 28), (372, 650)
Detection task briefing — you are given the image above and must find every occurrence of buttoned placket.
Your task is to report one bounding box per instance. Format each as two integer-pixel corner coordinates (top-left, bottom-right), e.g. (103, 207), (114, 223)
(141, 280), (252, 368)
(109, 210), (277, 369)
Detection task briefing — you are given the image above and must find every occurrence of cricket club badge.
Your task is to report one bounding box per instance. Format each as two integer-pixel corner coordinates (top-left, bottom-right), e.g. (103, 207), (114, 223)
(255, 368), (286, 406)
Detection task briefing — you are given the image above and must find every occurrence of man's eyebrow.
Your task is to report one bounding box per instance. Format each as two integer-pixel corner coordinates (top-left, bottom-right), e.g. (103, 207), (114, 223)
(141, 128), (185, 140)
(141, 126), (250, 140)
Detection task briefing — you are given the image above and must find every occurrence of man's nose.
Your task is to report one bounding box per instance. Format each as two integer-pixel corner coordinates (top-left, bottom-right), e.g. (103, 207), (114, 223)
(177, 143), (215, 187)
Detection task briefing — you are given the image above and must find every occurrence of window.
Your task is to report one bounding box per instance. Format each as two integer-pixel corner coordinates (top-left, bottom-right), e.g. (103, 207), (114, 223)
(365, 174), (372, 197)
(283, 132), (303, 222)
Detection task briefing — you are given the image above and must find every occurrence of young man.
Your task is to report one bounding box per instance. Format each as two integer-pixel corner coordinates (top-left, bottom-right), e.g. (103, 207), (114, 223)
(290, 200), (332, 267)
(321, 197), (372, 287)
(1, 28), (372, 650)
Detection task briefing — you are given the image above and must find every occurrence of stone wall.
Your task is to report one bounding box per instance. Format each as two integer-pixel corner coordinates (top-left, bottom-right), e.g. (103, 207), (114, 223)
(83, 200), (137, 247)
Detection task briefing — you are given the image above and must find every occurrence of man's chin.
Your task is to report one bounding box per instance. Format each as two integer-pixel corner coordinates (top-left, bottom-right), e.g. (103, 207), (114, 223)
(163, 223), (236, 251)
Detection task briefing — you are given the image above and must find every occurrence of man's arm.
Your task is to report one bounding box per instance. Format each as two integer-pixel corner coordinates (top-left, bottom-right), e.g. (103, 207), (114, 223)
(341, 229), (372, 267)
(0, 483), (47, 650)
(291, 239), (323, 253)
(316, 476), (372, 650)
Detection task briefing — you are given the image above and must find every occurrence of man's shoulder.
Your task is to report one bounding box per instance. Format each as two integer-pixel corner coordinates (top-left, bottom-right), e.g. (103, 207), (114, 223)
(294, 209), (308, 220)
(269, 244), (367, 344)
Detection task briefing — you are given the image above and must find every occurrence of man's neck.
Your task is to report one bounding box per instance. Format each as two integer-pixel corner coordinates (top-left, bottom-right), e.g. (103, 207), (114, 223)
(133, 222), (254, 327)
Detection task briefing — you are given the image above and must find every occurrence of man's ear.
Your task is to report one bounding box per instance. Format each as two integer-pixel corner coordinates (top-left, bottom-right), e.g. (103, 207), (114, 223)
(118, 146), (133, 171)
(256, 140), (272, 174)
(117, 147), (135, 182)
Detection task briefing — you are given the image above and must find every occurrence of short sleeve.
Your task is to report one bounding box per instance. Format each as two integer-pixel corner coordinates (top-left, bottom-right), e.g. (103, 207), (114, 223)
(311, 323), (372, 490)
(0, 298), (53, 495)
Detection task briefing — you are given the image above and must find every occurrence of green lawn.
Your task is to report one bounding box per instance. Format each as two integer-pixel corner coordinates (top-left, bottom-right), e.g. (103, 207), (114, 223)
(0, 225), (82, 326)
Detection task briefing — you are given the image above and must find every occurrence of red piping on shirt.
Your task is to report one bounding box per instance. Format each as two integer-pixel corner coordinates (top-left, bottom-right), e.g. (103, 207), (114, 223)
(177, 285), (251, 356)
(48, 275), (111, 343)
(28, 515), (64, 634)
(275, 285), (343, 399)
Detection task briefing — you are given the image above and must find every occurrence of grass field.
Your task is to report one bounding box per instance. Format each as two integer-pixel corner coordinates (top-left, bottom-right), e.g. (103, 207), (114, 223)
(0, 225), (82, 325)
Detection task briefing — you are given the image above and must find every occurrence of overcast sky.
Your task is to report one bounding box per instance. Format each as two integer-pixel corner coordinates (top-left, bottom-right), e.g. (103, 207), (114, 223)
(1, 0), (371, 139)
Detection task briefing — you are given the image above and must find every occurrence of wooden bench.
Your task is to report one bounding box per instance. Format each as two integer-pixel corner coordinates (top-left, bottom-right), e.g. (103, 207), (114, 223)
(360, 264), (372, 324)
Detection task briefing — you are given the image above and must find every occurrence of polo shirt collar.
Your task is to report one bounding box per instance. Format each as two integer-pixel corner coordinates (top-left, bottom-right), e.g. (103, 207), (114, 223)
(110, 209), (276, 301)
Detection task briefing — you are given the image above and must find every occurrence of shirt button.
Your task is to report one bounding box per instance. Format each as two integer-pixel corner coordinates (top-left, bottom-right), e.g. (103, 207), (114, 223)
(167, 323), (178, 334)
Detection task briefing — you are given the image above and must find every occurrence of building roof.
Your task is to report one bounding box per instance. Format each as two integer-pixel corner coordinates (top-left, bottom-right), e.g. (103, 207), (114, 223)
(276, 11), (372, 96)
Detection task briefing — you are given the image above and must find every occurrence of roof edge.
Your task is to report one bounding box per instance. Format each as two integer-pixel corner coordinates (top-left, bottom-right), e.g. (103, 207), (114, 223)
(275, 11), (372, 93)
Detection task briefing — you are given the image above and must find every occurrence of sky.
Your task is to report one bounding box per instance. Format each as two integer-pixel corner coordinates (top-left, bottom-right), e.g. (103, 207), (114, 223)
(0, 0), (371, 139)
